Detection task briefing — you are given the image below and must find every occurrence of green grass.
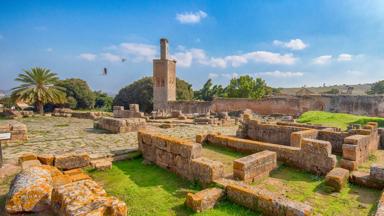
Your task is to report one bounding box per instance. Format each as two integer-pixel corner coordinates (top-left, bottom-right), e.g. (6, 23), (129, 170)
(254, 164), (381, 216)
(88, 158), (259, 216)
(297, 111), (384, 130)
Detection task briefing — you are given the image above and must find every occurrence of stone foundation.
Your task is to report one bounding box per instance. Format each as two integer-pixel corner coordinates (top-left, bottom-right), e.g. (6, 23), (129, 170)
(233, 150), (277, 182)
(95, 117), (146, 133)
(113, 104), (144, 118)
(138, 131), (224, 184)
(325, 167), (349, 191)
(71, 111), (104, 120)
(226, 182), (313, 215)
(201, 133), (336, 175)
(52, 108), (72, 117)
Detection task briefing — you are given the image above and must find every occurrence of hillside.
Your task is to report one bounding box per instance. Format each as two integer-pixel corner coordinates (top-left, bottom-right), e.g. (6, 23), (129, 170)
(281, 83), (373, 95)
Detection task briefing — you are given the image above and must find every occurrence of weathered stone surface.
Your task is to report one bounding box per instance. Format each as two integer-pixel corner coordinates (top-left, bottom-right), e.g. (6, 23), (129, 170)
(91, 159), (112, 171)
(350, 171), (384, 189)
(51, 179), (127, 216)
(325, 167), (349, 191)
(371, 164), (384, 183)
(5, 166), (53, 214)
(95, 117), (146, 133)
(18, 152), (37, 164)
(54, 152), (90, 170)
(233, 150), (277, 182)
(0, 120), (28, 144)
(191, 157), (224, 185)
(340, 159), (358, 171)
(21, 159), (42, 170)
(226, 183), (313, 216)
(37, 154), (55, 166)
(185, 188), (224, 212)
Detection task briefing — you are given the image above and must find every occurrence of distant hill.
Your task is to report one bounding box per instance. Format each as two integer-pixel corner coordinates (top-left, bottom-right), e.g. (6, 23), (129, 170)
(281, 83), (373, 95)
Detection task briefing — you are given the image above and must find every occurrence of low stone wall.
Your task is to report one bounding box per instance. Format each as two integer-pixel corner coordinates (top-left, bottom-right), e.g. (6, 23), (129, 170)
(226, 183), (313, 215)
(233, 150), (277, 182)
(138, 131), (224, 185)
(317, 130), (349, 154)
(277, 121), (339, 131)
(52, 108), (72, 117)
(0, 120), (28, 144)
(290, 129), (318, 147)
(113, 104), (144, 118)
(95, 117), (146, 133)
(350, 164), (384, 190)
(245, 120), (308, 146)
(71, 111), (104, 120)
(340, 123), (380, 170)
(202, 133), (336, 175)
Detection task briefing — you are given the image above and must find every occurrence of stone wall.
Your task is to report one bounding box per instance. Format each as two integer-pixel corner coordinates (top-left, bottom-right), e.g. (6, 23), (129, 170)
(94, 117), (146, 133)
(138, 131), (224, 185)
(162, 95), (384, 117)
(0, 120), (28, 144)
(317, 130), (350, 154)
(202, 133), (336, 175)
(113, 104), (144, 118)
(71, 111), (104, 120)
(226, 182), (313, 215)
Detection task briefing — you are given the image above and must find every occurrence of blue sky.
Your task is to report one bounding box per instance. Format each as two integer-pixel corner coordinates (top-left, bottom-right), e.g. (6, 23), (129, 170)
(1, 0), (384, 93)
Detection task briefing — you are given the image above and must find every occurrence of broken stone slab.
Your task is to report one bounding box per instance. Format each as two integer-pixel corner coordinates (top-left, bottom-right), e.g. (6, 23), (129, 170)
(5, 166), (53, 214)
(110, 146), (139, 156)
(91, 159), (112, 171)
(350, 171), (384, 189)
(185, 188), (224, 212)
(325, 167), (349, 191)
(51, 179), (127, 216)
(370, 164), (384, 183)
(18, 152), (37, 164)
(191, 157), (224, 186)
(54, 152), (90, 170)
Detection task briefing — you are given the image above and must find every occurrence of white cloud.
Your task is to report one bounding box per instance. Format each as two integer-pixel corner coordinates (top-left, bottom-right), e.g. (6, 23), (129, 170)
(257, 71), (304, 78)
(208, 73), (219, 79)
(225, 55), (248, 67)
(101, 52), (122, 62)
(120, 43), (156, 61)
(221, 73), (239, 79)
(313, 55), (332, 64)
(244, 51), (296, 65)
(176, 10), (207, 24)
(201, 57), (227, 68)
(337, 53), (352, 61)
(173, 51), (193, 67)
(273, 39), (308, 50)
(79, 53), (97, 61)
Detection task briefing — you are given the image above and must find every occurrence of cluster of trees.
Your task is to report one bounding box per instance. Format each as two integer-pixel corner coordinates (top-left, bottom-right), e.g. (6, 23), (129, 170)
(368, 80), (384, 95)
(194, 75), (281, 101)
(9, 67), (113, 114)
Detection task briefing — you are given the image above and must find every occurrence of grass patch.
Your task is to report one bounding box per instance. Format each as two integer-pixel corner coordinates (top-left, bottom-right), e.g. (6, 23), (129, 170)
(297, 111), (384, 130)
(202, 144), (246, 174)
(254, 164), (381, 215)
(88, 158), (259, 216)
(54, 123), (70, 127)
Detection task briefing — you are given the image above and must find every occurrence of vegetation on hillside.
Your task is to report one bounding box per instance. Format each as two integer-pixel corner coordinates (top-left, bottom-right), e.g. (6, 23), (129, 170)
(297, 111), (384, 129)
(368, 80), (384, 95)
(57, 78), (96, 109)
(11, 67), (66, 114)
(113, 77), (194, 113)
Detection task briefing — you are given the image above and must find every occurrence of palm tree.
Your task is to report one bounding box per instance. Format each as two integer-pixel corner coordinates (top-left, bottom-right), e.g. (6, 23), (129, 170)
(12, 67), (66, 114)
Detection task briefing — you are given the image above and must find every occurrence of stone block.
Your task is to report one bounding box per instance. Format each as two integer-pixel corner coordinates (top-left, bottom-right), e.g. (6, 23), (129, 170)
(51, 179), (127, 216)
(370, 164), (384, 183)
(233, 150), (277, 182)
(191, 157), (224, 185)
(5, 166), (53, 214)
(37, 154), (55, 166)
(196, 133), (207, 144)
(185, 188), (224, 212)
(340, 159), (358, 171)
(68, 173), (92, 182)
(91, 159), (112, 171)
(63, 168), (83, 176)
(342, 144), (359, 161)
(54, 152), (90, 170)
(18, 153), (37, 164)
(21, 159), (42, 170)
(325, 167), (349, 191)
(350, 171), (384, 189)
(52, 175), (72, 188)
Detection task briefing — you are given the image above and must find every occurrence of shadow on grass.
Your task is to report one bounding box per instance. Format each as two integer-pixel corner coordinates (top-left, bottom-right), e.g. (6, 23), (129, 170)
(84, 128), (110, 134)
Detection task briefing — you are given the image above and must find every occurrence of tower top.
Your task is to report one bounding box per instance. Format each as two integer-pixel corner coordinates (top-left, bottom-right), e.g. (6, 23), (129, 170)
(160, 38), (169, 60)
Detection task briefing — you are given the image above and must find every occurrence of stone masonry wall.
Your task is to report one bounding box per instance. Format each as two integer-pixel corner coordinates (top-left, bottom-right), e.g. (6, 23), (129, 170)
(318, 130), (350, 154)
(0, 120), (28, 144)
(138, 131), (224, 184)
(163, 95), (384, 117)
(202, 133), (336, 175)
(95, 117), (146, 133)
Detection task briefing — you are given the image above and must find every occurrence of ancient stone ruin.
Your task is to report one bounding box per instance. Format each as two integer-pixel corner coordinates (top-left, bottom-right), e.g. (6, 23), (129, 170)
(0, 120), (28, 144)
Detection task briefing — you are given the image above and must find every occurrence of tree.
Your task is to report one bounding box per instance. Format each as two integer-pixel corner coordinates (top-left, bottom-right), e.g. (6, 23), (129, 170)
(57, 78), (95, 109)
(368, 80), (384, 95)
(226, 75), (268, 99)
(113, 77), (194, 113)
(11, 67), (66, 114)
(94, 91), (113, 111)
(194, 79), (225, 101)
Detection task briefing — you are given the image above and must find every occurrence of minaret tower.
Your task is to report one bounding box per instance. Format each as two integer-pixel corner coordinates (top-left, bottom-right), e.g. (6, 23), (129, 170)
(153, 38), (176, 111)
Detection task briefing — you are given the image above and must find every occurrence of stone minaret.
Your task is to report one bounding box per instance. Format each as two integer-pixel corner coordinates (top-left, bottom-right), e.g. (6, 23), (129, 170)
(153, 38), (176, 111)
